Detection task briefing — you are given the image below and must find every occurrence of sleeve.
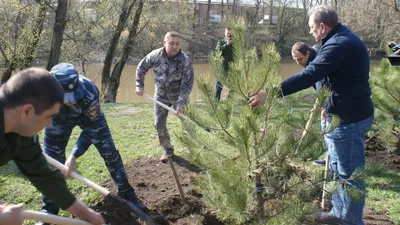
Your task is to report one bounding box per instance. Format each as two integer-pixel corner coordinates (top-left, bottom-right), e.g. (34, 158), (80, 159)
(136, 51), (156, 90)
(13, 137), (76, 209)
(216, 40), (226, 51)
(71, 89), (100, 158)
(280, 41), (345, 96)
(177, 57), (194, 107)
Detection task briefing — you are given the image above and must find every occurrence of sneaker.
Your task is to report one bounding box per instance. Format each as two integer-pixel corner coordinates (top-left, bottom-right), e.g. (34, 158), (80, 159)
(35, 222), (50, 225)
(160, 148), (174, 163)
(313, 159), (326, 166)
(314, 211), (341, 224)
(35, 209), (57, 225)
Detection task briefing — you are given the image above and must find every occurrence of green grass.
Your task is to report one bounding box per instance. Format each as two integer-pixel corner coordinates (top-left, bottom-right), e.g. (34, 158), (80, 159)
(1, 91), (399, 224)
(365, 162), (400, 224)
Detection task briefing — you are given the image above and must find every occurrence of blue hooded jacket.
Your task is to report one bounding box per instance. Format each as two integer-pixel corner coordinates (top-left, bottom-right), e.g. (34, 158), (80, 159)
(281, 24), (374, 124)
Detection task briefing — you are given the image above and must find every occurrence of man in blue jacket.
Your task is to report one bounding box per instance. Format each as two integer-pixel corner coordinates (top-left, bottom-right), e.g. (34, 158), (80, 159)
(37, 63), (145, 225)
(250, 5), (373, 225)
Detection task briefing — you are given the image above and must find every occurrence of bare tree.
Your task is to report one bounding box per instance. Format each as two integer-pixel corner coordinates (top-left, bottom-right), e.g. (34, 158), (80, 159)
(101, 0), (136, 100)
(269, 0), (273, 25)
(102, 0), (145, 102)
(46, 0), (68, 70)
(2, 0), (47, 83)
(221, 0), (224, 22)
(206, 0), (211, 25)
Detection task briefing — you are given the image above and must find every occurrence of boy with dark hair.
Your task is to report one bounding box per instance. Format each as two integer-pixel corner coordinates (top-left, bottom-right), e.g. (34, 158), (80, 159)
(0, 68), (104, 225)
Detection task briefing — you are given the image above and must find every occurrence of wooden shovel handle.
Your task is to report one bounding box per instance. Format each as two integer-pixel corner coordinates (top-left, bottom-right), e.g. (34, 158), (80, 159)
(22, 210), (94, 225)
(43, 153), (110, 196)
(321, 154), (330, 209)
(44, 154), (155, 225)
(143, 93), (178, 115)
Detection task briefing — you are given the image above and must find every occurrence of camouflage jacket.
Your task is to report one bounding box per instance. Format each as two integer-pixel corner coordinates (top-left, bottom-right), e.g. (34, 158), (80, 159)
(136, 47), (194, 107)
(48, 75), (104, 158)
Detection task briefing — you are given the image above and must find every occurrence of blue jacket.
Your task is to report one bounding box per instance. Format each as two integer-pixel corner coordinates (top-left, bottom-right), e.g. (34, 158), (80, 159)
(45, 75), (106, 158)
(281, 23), (374, 124)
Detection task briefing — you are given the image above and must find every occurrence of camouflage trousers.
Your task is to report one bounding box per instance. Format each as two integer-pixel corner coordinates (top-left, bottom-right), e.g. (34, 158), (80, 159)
(41, 114), (134, 214)
(154, 97), (177, 152)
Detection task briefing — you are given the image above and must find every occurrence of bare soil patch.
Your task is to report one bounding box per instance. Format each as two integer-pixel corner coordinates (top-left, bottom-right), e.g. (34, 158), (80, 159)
(90, 137), (396, 224)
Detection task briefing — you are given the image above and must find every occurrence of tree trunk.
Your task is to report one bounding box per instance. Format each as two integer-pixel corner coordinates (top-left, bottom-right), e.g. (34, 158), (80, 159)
(221, 0), (224, 22)
(21, 0), (47, 69)
(103, 0), (144, 103)
(101, 0), (136, 101)
(269, 0), (273, 25)
(206, 0), (211, 25)
(193, 0), (197, 26)
(46, 0), (68, 71)
(1, 0), (47, 83)
(255, 171), (265, 220)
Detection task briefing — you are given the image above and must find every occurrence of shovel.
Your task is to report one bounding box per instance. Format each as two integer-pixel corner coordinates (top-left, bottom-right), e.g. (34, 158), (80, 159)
(143, 93), (211, 132)
(142, 93), (186, 202)
(22, 210), (104, 225)
(43, 154), (155, 225)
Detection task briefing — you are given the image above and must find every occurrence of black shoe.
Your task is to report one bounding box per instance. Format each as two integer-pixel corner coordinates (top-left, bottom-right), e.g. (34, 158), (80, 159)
(313, 159), (326, 166)
(314, 211), (341, 224)
(129, 197), (147, 211)
(118, 190), (147, 211)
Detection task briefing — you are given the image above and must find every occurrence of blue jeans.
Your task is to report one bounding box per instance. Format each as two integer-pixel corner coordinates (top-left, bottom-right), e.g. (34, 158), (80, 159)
(215, 80), (223, 101)
(322, 115), (373, 225)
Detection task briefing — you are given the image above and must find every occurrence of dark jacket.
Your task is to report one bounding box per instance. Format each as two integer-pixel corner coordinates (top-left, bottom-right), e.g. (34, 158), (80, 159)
(0, 101), (76, 209)
(281, 23), (374, 124)
(216, 39), (234, 72)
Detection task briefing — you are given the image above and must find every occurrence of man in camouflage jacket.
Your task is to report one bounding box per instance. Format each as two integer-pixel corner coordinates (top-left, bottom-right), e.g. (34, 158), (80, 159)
(135, 31), (194, 163)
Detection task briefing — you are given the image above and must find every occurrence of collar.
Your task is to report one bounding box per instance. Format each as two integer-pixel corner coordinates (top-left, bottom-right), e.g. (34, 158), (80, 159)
(0, 100), (6, 149)
(306, 48), (317, 66)
(322, 23), (343, 45)
(162, 48), (185, 60)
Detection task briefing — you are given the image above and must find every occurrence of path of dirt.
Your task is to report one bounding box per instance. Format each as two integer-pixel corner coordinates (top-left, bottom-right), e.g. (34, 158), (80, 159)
(90, 138), (397, 225)
(91, 156), (223, 225)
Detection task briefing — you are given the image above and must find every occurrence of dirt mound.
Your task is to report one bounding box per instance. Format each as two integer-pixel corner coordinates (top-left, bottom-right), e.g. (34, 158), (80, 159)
(365, 136), (400, 172)
(91, 156), (222, 225)
(89, 138), (397, 225)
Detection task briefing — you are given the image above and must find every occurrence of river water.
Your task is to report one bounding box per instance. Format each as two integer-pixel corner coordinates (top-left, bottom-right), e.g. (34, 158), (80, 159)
(83, 59), (381, 103)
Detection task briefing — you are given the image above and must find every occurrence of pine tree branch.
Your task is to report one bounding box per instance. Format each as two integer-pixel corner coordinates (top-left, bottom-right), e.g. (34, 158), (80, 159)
(383, 81), (400, 105)
(254, 50), (273, 96)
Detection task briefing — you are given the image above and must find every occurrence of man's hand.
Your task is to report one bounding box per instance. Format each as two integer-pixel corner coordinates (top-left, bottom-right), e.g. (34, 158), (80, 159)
(248, 91), (266, 108)
(321, 109), (326, 122)
(63, 155), (77, 178)
(68, 200), (104, 225)
(176, 107), (184, 116)
(0, 203), (24, 225)
(396, 49), (400, 55)
(135, 87), (144, 96)
(227, 38), (233, 46)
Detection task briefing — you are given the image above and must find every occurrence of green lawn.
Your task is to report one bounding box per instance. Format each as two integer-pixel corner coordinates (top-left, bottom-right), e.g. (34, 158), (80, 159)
(1, 93), (399, 224)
